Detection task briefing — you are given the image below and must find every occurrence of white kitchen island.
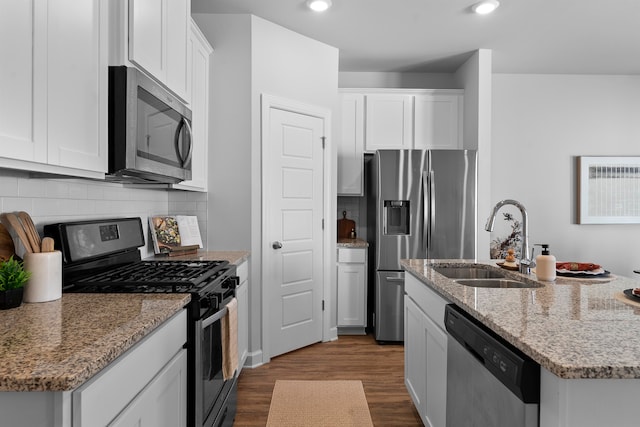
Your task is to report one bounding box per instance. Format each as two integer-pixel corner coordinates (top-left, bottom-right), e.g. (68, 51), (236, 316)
(401, 259), (640, 427)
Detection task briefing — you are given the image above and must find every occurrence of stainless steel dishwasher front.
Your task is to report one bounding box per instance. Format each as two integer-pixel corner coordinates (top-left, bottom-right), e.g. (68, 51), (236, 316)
(444, 304), (540, 427)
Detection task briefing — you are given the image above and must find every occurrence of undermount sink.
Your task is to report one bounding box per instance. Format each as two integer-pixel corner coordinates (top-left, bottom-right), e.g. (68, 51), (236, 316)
(454, 278), (541, 289)
(433, 266), (506, 279)
(433, 265), (542, 288)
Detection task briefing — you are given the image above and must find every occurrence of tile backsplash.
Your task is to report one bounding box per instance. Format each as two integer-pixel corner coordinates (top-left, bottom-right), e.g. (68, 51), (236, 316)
(0, 169), (207, 258)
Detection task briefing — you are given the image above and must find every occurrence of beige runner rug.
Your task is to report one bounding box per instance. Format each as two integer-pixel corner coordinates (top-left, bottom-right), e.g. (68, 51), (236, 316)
(266, 380), (374, 427)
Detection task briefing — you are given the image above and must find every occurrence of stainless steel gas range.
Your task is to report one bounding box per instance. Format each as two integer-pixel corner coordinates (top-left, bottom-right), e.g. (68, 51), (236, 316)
(44, 217), (238, 427)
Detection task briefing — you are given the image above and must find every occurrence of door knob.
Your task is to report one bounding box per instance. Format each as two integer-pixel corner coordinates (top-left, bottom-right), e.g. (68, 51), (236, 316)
(272, 241), (283, 249)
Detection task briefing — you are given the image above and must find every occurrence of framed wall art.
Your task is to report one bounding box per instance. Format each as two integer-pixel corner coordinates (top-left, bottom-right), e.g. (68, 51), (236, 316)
(577, 156), (640, 224)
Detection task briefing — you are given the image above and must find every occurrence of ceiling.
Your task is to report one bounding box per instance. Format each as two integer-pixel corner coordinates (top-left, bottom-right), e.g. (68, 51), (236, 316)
(192, 0), (640, 75)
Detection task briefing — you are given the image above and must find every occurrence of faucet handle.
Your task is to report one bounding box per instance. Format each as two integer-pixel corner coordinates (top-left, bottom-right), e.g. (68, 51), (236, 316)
(519, 259), (531, 274)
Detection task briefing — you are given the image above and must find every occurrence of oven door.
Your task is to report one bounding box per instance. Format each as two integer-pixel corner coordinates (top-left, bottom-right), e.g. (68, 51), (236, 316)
(196, 300), (236, 427)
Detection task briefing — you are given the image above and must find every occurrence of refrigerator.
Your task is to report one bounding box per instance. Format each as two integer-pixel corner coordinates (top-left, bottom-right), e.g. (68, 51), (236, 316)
(366, 149), (477, 342)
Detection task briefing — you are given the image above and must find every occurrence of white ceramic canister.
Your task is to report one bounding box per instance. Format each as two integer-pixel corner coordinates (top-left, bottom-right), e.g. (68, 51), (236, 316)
(23, 250), (62, 303)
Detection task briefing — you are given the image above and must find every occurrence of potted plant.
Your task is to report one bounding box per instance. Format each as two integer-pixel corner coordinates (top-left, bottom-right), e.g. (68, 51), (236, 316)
(0, 256), (31, 310)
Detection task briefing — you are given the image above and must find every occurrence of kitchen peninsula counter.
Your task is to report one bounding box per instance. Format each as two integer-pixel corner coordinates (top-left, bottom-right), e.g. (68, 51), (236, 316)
(0, 293), (190, 392)
(403, 259), (640, 426)
(402, 258), (640, 379)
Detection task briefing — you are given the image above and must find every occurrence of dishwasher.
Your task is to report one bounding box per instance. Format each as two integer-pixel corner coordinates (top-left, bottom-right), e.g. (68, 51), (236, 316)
(444, 304), (540, 427)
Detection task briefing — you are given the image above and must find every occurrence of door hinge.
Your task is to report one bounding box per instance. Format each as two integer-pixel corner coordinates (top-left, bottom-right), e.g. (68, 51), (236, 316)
(322, 300), (325, 311)
(322, 218), (324, 230)
(321, 136), (326, 149)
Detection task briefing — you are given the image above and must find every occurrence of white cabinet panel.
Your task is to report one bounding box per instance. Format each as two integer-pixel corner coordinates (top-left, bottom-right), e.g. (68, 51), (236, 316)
(172, 21), (212, 192)
(337, 247), (367, 333)
(236, 260), (249, 372)
(129, 0), (163, 80)
(338, 93), (364, 195)
(0, 0), (47, 163)
(47, 0), (108, 172)
(404, 272), (449, 427)
(364, 94), (413, 152)
(414, 93), (463, 150)
(127, 0), (190, 102)
(0, 0), (107, 176)
(111, 349), (187, 427)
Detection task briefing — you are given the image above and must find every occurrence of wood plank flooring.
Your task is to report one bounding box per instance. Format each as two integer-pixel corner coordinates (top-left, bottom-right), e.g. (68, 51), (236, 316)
(234, 334), (423, 426)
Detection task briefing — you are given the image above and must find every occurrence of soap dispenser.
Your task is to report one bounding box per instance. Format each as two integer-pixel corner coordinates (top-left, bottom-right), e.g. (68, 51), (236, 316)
(535, 244), (556, 281)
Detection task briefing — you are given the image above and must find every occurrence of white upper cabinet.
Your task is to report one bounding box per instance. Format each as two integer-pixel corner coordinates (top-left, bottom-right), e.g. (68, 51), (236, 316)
(172, 21), (212, 192)
(0, 0), (107, 178)
(48, 0), (108, 173)
(414, 92), (463, 150)
(338, 93), (365, 195)
(364, 93), (414, 152)
(128, 0), (190, 103)
(337, 88), (464, 195)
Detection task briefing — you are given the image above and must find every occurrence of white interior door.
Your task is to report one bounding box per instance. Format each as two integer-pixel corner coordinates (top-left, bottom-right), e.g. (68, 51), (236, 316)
(264, 105), (325, 359)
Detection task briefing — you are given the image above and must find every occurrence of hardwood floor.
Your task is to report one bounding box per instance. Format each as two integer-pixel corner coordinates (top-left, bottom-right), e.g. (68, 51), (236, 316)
(234, 334), (423, 426)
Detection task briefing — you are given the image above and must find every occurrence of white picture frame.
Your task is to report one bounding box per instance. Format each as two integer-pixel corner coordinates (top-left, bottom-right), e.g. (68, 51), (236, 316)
(577, 156), (640, 224)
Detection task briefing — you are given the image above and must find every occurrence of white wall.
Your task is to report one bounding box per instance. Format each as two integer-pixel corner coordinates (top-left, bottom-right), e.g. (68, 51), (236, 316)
(492, 74), (640, 275)
(193, 14), (340, 365)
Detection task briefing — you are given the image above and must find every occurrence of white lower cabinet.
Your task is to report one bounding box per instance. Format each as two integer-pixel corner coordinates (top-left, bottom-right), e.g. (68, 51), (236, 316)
(337, 247), (367, 334)
(110, 350), (187, 427)
(404, 272), (449, 427)
(236, 259), (249, 372)
(73, 310), (187, 426)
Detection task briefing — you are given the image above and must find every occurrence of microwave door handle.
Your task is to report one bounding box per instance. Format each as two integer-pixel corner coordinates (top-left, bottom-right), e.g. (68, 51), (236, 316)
(174, 118), (194, 167)
(182, 118), (193, 166)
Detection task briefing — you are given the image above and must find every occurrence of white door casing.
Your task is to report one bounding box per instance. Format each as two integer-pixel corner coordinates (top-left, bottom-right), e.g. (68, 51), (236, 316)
(262, 95), (329, 360)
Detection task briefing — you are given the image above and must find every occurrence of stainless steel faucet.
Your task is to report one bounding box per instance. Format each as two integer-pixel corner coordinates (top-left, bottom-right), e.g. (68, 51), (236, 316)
(485, 199), (531, 273)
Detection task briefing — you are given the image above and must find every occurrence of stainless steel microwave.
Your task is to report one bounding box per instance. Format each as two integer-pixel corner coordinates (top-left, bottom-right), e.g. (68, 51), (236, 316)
(108, 66), (192, 183)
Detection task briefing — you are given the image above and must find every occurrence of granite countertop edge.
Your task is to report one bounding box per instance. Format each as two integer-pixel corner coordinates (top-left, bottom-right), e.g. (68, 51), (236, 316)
(337, 238), (369, 248)
(0, 294), (190, 392)
(401, 258), (640, 380)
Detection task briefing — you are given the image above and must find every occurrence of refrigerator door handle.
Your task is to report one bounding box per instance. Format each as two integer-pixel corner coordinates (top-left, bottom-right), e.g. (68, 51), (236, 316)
(429, 169), (435, 250)
(422, 171), (429, 252)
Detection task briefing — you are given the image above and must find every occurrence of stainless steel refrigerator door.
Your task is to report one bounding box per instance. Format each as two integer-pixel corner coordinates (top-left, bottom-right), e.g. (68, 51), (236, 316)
(374, 150), (429, 271)
(375, 271), (405, 341)
(427, 150), (477, 259)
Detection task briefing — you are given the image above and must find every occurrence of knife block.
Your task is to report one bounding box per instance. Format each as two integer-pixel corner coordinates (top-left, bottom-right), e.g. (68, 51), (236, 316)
(23, 251), (62, 303)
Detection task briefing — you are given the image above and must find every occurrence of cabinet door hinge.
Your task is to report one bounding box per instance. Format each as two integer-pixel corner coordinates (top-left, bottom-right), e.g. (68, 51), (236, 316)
(322, 300), (325, 311)
(322, 218), (325, 230)
(321, 136), (326, 149)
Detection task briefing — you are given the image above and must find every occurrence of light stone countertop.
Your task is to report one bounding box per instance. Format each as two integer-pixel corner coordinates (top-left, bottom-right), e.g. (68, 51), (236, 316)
(0, 293), (190, 391)
(337, 238), (369, 248)
(401, 258), (640, 380)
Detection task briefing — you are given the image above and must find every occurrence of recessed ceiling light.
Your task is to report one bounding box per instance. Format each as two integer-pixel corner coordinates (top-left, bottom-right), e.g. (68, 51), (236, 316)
(472, 0), (500, 15)
(307, 0), (332, 12)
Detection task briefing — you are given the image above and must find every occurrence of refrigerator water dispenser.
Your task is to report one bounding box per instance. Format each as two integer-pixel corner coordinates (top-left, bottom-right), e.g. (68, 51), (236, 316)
(383, 200), (410, 235)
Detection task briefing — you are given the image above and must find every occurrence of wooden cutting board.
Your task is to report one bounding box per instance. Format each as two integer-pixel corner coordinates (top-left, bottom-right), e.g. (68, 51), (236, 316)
(0, 223), (16, 261)
(337, 211), (356, 239)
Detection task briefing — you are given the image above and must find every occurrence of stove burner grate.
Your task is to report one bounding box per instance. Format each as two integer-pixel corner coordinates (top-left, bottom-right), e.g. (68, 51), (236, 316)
(72, 260), (229, 289)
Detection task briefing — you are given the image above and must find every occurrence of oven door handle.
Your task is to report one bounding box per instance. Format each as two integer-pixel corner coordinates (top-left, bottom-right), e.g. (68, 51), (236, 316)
(202, 306), (228, 329)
